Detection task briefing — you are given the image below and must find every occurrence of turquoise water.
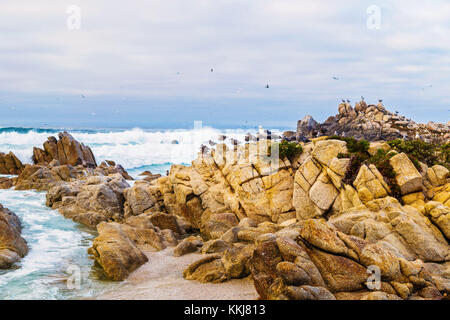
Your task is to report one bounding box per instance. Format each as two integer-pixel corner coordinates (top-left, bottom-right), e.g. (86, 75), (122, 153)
(0, 186), (119, 299)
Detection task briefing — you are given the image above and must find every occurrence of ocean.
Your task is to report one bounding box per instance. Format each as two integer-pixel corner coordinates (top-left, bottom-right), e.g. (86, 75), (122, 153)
(0, 126), (283, 299)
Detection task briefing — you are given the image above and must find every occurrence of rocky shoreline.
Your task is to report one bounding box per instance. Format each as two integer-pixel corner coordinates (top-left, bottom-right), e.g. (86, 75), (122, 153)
(0, 102), (449, 300)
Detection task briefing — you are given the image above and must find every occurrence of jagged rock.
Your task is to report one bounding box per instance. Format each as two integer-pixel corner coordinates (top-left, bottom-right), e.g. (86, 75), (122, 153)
(288, 100), (449, 143)
(368, 141), (391, 156)
(183, 254), (228, 283)
(96, 160), (133, 180)
(0, 177), (13, 189)
(88, 212), (179, 280)
(88, 222), (149, 281)
(424, 201), (450, 240)
(389, 153), (423, 195)
(427, 165), (449, 187)
(201, 239), (230, 254)
(173, 236), (203, 256)
(247, 219), (443, 300)
(33, 132), (96, 168)
(14, 164), (78, 191)
(0, 204), (28, 269)
(123, 180), (163, 218)
(47, 173), (130, 227)
(0, 152), (24, 175)
(138, 170), (162, 182)
(353, 165), (390, 203)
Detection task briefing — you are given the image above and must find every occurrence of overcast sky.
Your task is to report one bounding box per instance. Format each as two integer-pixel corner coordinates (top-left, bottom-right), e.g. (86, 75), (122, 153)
(1, 0), (449, 129)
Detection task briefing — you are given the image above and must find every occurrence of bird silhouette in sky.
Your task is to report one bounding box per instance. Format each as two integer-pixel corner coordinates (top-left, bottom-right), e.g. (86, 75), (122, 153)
(266, 84), (270, 89)
(81, 94), (86, 99)
(332, 76), (339, 80)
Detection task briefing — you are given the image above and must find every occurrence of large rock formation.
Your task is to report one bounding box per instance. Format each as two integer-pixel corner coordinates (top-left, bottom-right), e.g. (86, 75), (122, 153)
(46, 173), (130, 227)
(110, 135), (447, 300)
(0, 152), (24, 175)
(88, 212), (181, 280)
(13, 133), (132, 191)
(32, 132), (97, 168)
(0, 204), (28, 269)
(4, 124), (447, 300)
(292, 100), (450, 143)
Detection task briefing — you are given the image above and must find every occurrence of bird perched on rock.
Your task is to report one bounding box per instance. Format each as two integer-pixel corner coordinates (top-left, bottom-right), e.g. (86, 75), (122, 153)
(415, 132), (421, 140)
(361, 96), (364, 101)
(341, 99), (346, 103)
(378, 99), (383, 103)
(346, 99), (350, 103)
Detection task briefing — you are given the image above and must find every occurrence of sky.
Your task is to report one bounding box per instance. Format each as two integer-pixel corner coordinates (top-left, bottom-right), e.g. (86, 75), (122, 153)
(1, 0), (449, 129)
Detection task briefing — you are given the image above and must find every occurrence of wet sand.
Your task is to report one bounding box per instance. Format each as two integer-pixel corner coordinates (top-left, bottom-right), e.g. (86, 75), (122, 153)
(98, 248), (258, 300)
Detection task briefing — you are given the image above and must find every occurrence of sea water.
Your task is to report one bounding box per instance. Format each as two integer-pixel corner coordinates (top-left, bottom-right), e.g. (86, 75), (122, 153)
(0, 126), (283, 299)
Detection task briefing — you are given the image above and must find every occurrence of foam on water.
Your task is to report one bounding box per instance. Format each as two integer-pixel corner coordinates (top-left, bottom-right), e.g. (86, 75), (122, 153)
(0, 187), (120, 299)
(0, 126), (282, 172)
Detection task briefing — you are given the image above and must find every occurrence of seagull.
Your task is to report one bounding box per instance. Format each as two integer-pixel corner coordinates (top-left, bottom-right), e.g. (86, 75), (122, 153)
(332, 76), (339, 80)
(341, 99), (346, 103)
(378, 99), (383, 103)
(361, 96), (364, 101)
(346, 99), (351, 103)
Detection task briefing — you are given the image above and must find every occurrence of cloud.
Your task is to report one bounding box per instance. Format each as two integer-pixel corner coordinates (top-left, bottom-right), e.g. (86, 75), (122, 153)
(0, 0), (449, 126)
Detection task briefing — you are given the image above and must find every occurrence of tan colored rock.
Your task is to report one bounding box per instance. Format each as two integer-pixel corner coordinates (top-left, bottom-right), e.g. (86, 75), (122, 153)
(173, 236), (203, 256)
(0, 204), (28, 269)
(0, 152), (24, 175)
(368, 141), (391, 156)
(88, 222), (148, 281)
(432, 183), (450, 207)
(353, 165), (389, 203)
(48, 174), (130, 227)
(308, 172), (339, 211)
(402, 192), (426, 210)
(183, 254), (228, 283)
(33, 132), (96, 167)
(424, 201), (450, 240)
(0, 177), (13, 189)
(312, 140), (347, 166)
(389, 153), (423, 195)
(427, 165), (449, 187)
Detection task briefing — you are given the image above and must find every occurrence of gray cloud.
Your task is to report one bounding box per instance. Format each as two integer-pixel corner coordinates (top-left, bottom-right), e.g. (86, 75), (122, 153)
(0, 0), (449, 125)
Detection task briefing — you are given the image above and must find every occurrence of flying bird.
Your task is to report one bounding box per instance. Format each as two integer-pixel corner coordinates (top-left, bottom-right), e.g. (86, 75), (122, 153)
(332, 76), (339, 80)
(211, 68), (214, 72)
(81, 94), (86, 99)
(266, 84), (270, 89)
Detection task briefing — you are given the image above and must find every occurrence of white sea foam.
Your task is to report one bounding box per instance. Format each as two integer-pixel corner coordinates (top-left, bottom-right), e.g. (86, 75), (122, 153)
(0, 127), (282, 171)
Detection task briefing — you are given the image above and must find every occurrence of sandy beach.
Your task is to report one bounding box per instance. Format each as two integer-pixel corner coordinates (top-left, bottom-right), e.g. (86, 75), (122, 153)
(98, 248), (258, 300)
